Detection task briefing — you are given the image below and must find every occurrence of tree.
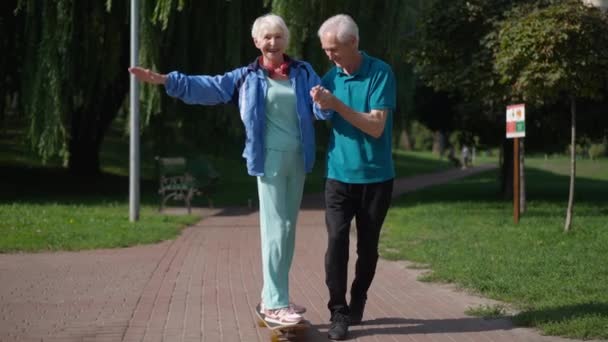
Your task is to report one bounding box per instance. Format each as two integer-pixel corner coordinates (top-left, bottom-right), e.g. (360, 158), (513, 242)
(494, 0), (608, 231)
(0, 0), (23, 123)
(18, 1), (130, 175)
(408, 0), (536, 197)
(12, 0), (265, 176)
(138, 0), (266, 158)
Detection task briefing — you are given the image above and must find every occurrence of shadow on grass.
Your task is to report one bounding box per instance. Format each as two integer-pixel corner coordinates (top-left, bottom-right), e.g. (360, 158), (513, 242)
(0, 164), (160, 206)
(1, 149), (458, 209)
(390, 166), (608, 212)
(514, 302), (608, 333)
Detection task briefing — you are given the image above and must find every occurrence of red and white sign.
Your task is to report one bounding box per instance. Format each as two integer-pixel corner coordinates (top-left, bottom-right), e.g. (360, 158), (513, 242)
(506, 104), (526, 139)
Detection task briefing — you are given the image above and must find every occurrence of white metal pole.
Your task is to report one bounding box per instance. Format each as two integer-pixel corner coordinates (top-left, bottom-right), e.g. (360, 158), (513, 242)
(129, 0), (140, 222)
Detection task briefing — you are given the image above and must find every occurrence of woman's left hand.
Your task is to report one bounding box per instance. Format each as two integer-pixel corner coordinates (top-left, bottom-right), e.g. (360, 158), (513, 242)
(128, 66), (167, 85)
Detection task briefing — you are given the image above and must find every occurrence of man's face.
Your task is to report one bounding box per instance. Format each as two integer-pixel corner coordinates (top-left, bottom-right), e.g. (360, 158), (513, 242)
(320, 32), (356, 70)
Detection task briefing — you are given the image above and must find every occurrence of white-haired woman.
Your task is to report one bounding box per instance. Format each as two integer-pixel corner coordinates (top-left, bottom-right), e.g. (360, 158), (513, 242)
(130, 13), (330, 325)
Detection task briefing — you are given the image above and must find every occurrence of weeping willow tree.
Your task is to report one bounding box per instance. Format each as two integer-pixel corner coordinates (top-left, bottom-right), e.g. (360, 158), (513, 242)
(14, 0), (265, 176)
(18, 0), (129, 175)
(138, 0), (266, 158)
(0, 0), (22, 123)
(269, 0), (420, 149)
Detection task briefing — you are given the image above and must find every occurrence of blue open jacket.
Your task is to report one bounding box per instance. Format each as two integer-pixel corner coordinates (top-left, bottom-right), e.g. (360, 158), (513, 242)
(165, 57), (331, 176)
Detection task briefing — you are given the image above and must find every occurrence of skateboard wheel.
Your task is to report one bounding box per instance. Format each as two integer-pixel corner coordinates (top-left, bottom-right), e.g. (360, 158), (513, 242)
(257, 319), (266, 327)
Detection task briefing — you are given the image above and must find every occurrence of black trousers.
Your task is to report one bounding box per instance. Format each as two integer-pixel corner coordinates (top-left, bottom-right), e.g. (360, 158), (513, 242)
(324, 178), (394, 317)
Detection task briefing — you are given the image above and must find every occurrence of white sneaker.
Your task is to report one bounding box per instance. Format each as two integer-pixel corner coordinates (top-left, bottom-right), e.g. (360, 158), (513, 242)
(260, 302), (306, 314)
(263, 306), (302, 325)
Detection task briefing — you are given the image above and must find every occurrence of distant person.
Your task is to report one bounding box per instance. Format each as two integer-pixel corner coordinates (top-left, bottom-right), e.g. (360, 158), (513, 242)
(447, 145), (460, 167)
(129, 14), (330, 325)
(310, 14), (396, 340)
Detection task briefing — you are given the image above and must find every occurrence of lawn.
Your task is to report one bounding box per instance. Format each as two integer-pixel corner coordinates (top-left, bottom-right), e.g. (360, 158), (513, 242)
(380, 156), (608, 340)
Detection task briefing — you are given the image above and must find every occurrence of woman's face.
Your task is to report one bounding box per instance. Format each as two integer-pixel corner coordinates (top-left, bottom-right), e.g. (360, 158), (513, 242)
(254, 28), (287, 63)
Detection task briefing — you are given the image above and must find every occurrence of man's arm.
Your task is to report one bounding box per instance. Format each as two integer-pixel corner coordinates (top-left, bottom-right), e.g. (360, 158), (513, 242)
(310, 86), (388, 138)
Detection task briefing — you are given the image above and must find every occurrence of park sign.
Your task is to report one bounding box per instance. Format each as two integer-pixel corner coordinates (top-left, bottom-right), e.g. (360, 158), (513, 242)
(506, 103), (525, 139)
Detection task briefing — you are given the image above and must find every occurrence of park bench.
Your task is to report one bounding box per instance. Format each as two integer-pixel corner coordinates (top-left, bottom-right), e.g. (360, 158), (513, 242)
(155, 155), (220, 213)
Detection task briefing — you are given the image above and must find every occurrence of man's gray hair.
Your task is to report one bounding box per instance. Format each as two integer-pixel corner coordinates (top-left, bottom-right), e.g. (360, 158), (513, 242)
(318, 14), (359, 43)
(251, 14), (290, 44)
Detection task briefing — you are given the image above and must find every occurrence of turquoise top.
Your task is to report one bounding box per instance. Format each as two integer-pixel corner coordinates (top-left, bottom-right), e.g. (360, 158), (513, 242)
(322, 52), (397, 183)
(264, 77), (301, 151)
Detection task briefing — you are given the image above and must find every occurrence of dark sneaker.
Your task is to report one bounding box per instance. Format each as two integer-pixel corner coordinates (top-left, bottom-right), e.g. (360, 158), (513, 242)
(349, 298), (366, 325)
(328, 312), (349, 340)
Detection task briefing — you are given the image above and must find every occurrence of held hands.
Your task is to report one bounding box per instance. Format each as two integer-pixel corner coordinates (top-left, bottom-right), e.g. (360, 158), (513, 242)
(310, 85), (337, 110)
(128, 66), (167, 85)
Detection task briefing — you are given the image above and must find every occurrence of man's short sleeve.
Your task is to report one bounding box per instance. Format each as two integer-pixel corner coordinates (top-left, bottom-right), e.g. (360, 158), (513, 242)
(369, 65), (396, 111)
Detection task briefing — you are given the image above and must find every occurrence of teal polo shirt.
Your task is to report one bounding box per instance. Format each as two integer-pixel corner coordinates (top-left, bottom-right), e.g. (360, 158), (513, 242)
(322, 52), (396, 184)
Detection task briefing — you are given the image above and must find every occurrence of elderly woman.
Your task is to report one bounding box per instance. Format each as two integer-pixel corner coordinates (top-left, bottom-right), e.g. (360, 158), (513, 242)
(129, 14), (330, 325)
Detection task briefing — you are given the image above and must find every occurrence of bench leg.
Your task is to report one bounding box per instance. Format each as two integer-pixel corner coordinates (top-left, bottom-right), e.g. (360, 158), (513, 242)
(186, 189), (194, 214)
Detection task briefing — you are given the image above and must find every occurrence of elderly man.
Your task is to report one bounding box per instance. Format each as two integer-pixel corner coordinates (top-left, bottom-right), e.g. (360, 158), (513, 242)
(311, 14), (397, 340)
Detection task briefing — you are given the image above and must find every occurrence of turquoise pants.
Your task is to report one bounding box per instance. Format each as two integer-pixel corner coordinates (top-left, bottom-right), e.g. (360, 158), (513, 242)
(257, 148), (305, 310)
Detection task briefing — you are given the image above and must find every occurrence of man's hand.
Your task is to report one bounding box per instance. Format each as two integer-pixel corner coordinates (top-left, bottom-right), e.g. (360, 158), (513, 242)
(310, 85), (387, 138)
(128, 66), (167, 85)
(310, 85), (337, 110)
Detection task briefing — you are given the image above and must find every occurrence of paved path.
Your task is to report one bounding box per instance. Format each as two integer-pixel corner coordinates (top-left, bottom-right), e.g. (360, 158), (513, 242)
(0, 165), (577, 341)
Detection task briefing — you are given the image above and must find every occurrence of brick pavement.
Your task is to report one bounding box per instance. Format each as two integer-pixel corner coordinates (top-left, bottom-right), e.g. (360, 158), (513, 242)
(0, 165), (582, 341)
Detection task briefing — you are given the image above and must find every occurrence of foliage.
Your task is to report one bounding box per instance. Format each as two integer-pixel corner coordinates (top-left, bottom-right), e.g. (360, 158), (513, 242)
(406, 0), (537, 148)
(138, 0), (266, 158)
(410, 121), (433, 151)
(448, 130), (463, 151)
(14, 0), (130, 175)
(5, 0), (269, 175)
(495, 0), (608, 103)
(588, 142), (606, 160)
(409, 0), (515, 103)
(0, 1), (22, 122)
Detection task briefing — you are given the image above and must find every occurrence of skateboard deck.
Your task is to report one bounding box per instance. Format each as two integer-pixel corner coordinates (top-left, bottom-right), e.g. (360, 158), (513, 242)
(254, 304), (309, 342)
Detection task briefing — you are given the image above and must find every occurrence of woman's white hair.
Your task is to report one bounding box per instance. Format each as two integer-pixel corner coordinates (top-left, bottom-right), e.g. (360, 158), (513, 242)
(318, 14), (359, 44)
(251, 14), (290, 44)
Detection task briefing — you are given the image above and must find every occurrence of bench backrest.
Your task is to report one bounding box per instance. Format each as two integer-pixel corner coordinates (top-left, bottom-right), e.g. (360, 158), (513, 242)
(156, 157), (187, 177)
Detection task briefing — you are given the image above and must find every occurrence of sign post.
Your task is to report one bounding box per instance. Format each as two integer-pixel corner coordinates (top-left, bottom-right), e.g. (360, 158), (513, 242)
(506, 104), (525, 224)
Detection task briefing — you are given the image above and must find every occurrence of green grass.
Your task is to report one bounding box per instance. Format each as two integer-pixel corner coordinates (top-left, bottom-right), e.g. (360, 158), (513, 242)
(0, 204), (198, 252)
(465, 304), (509, 319)
(380, 157), (608, 340)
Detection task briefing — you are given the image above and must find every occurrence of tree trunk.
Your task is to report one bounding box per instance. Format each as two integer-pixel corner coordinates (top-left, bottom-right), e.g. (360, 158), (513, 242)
(564, 97), (577, 232)
(68, 128), (102, 176)
(67, 74), (127, 177)
(519, 138), (526, 213)
(399, 128), (413, 150)
(432, 130), (444, 156)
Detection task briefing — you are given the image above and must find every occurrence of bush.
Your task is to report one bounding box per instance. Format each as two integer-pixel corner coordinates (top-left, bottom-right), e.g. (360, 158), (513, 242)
(449, 131), (462, 151)
(588, 143), (606, 160)
(411, 121), (433, 151)
(565, 143), (588, 158)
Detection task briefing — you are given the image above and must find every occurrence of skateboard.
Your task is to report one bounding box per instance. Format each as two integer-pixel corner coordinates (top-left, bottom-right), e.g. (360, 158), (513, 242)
(254, 304), (309, 342)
